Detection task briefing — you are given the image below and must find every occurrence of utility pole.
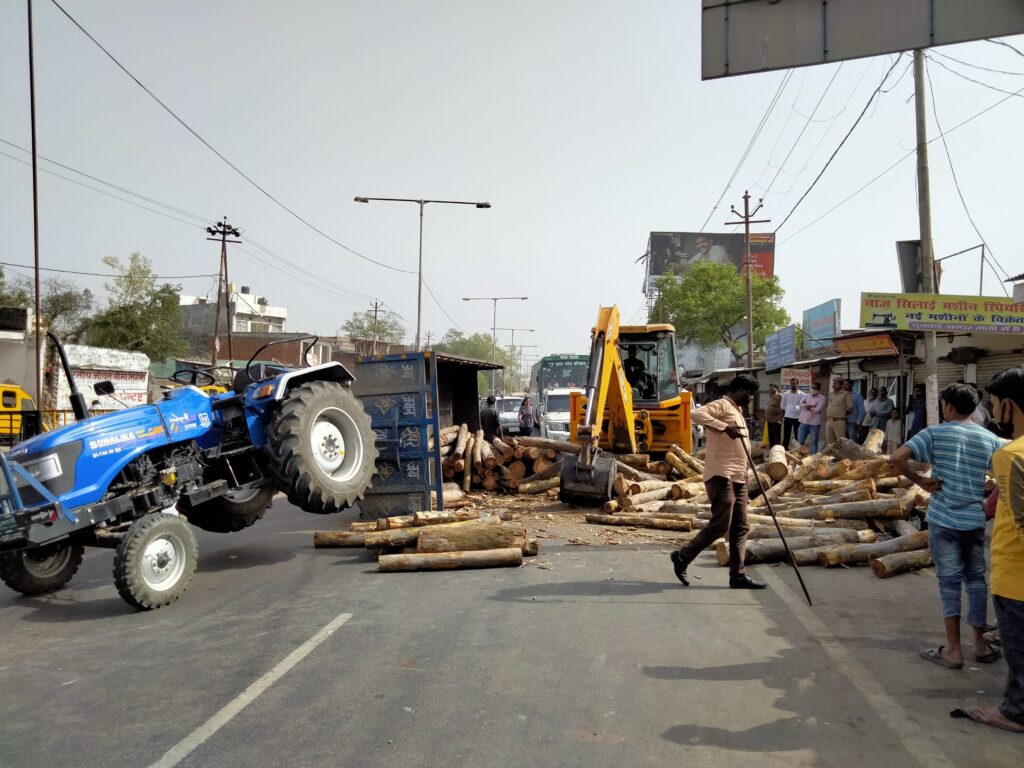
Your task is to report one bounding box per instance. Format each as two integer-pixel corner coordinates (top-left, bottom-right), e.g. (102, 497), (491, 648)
(206, 217), (241, 366)
(27, 0), (42, 404)
(913, 50), (939, 426)
(462, 296), (528, 395)
(424, 330), (434, 348)
(369, 299), (384, 355)
(725, 191), (770, 370)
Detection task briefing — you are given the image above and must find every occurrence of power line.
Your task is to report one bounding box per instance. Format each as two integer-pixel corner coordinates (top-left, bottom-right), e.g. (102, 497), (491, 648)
(777, 77), (1024, 245)
(698, 70), (793, 232)
(762, 63), (844, 197)
(48, 0), (415, 276)
(0, 260), (215, 280)
(925, 53), (1024, 100)
(987, 38), (1024, 59)
(774, 55), (904, 233)
(930, 49), (1024, 77)
(925, 60), (1012, 292)
(422, 278), (465, 333)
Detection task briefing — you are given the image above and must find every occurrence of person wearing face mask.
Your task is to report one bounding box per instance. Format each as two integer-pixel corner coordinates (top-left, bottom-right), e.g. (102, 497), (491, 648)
(953, 367), (1024, 733)
(670, 375), (765, 590)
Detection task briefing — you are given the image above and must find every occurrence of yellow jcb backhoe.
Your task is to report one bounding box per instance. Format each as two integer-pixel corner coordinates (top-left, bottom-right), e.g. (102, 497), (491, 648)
(560, 305), (693, 505)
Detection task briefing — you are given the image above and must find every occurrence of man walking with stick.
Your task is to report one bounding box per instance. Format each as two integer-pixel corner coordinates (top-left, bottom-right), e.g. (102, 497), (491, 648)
(670, 375), (765, 590)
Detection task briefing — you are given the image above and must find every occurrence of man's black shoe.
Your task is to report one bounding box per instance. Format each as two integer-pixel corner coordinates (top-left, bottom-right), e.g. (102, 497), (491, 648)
(670, 551), (689, 586)
(729, 574), (767, 589)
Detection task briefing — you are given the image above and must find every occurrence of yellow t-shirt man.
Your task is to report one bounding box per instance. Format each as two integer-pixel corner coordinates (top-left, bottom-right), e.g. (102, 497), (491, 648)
(991, 434), (1024, 601)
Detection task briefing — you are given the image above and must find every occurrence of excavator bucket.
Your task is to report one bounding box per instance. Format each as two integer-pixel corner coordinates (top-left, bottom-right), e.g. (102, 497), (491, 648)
(558, 453), (615, 506)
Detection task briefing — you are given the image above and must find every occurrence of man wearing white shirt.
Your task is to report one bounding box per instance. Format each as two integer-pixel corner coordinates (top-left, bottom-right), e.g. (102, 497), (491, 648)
(780, 377), (804, 450)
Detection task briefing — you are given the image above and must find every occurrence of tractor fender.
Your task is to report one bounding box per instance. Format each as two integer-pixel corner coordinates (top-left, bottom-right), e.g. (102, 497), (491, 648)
(269, 362), (356, 401)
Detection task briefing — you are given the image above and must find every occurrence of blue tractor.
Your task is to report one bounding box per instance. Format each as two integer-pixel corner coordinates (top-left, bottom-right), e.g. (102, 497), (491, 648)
(0, 334), (378, 610)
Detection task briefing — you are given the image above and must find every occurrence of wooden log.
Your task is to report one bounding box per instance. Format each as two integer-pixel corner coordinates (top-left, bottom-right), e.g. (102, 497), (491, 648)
(771, 487), (875, 509)
(669, 444), (705, 475)
(765, 445), (790, 482)
(376, 514), (416, 530)
(888, 518), (920, 538)
(462, 436), (475, 493)
(526, 446), (542, 461)
(515, 436), (581, 454)
(841, 456), (890, 481)
(518, 476), (560, 494)
(472, 430), (485, 470)
(585, 514), (693, 531)
(439, 443), (453, 458)
(453, 424), (470, 460)
(785, 450), (804, 465)
(506, 460), (527, 481)
(416, 522), (527, 553)
(491, 438), (513, 460)
(817, 531), (929, 568)
(433, 487), (466, 506)
(480, 441), (497, 470)
(798, 478), (876, 494)
(665, 451), (699, 479)
(378, 547), (524, 572)
(767, 497), (907, 521)
(792, 546), (835, 566)
(532, 456), (553, 475)
(614, 461), (662, 482)
(862, 428), (885, 454)
(717, 531), (860, 565)
(816, 458), (852, 479)
(602, 498), (622, 514)
(670, 481), (701, 500)
(745, 513), (868, 530)
(365, 516), (503, 549)
(520, 458), (563, 485)
(871, 549), (934, 578)
(616, 453), (651, 468)
(750, 455), (825, 508)
(523, 538), (540, 556)
(614, 477), (673, 496)
(644, 461), (672, 476)
(349, 521), (378, 532)
(746, 470), (773, 499)
(828, 437), (882, 461)
(621, 487), (674, 511)
(745, 525), (876, 541)
(313, 530), (367, 548)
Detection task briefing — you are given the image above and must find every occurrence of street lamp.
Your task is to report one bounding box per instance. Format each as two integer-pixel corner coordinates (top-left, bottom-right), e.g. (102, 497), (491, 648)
(354, 196), (491, 351)
(516, 344), (539, 392)
(497, 327), (535, 392)
(462, 296), (529, 395)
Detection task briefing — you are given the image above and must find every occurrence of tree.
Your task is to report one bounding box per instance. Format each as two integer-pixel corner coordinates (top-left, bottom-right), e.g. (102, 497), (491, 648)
(38, 277), (93, 341)
(341, 308), (405, 344)
(86, 253), (186, 360)
(653, 261), (789, 356)
(0, 267), (31, 308)
(434, 329), (521, 392)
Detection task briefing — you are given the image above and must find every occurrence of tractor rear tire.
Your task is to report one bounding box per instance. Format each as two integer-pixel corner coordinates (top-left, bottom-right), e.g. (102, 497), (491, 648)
(179, 483), (275, 533)
(0, 540), (84, 595)
(268, 381), (378, 514)
(114, 513), (197, 611)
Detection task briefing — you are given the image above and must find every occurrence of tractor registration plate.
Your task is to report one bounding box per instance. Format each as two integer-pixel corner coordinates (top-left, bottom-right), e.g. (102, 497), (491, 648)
(0, 528), (27, 545)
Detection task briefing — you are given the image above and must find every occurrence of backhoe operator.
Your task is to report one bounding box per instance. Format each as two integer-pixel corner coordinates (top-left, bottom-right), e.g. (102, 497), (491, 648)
(623, 345), (645, 388)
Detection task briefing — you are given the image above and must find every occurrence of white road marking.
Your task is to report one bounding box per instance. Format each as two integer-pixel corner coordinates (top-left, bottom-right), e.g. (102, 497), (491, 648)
(765, 571), (956, 768)
(147, 611), (352, 768)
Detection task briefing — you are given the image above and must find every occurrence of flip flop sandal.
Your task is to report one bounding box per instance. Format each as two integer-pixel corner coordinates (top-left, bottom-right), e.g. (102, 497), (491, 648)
(975, 648), (1002, 664)
(983, 630), (1002, 647)
(919, 646), (963, 669)
(951, 708), (1024, 734)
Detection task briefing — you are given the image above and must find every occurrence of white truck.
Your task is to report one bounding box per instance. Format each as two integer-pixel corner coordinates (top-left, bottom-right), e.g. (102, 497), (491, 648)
(540, 387), (581, 441)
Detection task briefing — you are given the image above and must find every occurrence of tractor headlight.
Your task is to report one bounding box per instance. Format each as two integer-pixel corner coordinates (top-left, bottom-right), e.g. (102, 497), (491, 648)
(20, 453), (63, 482)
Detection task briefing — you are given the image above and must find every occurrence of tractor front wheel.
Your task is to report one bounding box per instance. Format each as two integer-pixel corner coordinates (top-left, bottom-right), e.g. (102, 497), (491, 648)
(268, 381), (378, 514)
(114, 513), (197, 611)
(0, 540), (84, 595)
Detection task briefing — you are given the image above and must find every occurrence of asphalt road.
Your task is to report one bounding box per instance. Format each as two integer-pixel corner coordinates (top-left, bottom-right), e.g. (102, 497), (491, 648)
(0, 502), (1020, 768)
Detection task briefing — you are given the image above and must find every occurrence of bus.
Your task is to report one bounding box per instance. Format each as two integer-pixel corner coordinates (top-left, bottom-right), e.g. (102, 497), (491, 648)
(528, 354), (590, 402)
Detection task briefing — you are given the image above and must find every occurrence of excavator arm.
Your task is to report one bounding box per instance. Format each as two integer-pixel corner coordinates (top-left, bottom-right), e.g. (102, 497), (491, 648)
(578, 306), (637, 459)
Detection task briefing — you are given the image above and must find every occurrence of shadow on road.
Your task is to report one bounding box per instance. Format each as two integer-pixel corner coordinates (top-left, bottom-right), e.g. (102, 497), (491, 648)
(198, 545), (296, 572)
(8, 593), (138, 622)
(489, 579), (697, 603)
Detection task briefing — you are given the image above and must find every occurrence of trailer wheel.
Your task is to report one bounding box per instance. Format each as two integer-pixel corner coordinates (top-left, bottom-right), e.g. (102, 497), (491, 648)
(114, 513), (197, 611)
(268, 381), (378, 514)
(179, 483), (275, 533)
(0, 540), (84, 595)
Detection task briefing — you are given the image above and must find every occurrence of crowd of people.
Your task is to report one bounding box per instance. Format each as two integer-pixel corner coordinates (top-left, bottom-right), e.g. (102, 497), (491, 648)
(685, 369), (1024, 735)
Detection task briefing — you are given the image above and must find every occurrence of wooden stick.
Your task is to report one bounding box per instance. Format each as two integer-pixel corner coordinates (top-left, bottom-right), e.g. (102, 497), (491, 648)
(378, 547), (523, 572)
(665, 451), (698, 479)
(472, 429), (484, 471)
(669, 444), (705, 475)
(585, 513), (693, 531)
(453, 424), (470, 460)
(462, 436), (475, 493)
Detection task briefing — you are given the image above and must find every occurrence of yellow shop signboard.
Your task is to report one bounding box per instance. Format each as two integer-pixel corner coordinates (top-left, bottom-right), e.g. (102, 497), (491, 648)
(860, 292), (1024, 334)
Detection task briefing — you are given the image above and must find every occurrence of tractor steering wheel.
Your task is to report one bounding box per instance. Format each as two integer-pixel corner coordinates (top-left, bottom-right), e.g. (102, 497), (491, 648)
(170, 367), (217, 387)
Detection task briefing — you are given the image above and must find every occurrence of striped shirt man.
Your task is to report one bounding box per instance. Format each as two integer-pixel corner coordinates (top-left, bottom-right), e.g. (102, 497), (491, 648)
(905, 422), (1004, 530)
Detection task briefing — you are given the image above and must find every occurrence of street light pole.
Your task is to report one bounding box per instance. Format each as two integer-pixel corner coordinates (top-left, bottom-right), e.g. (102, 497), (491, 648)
(354, 196), (491, 351)
(462, 296), (528, 395)
(517, 344), (539, 392)
(496, 326), (534, 392)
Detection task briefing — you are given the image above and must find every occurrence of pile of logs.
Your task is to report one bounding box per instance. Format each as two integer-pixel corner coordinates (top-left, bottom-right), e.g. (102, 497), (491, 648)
(435, 427), (589, 495)
(582, 430), (936, 579)
(313, 507), (540, 572)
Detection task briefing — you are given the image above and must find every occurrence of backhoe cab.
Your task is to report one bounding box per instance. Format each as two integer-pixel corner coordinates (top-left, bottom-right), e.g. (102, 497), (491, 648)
(560, 305), (693, 506)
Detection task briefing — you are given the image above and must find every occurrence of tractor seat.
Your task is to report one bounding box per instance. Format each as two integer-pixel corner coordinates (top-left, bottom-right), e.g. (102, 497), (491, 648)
(232, 365), (266, 395)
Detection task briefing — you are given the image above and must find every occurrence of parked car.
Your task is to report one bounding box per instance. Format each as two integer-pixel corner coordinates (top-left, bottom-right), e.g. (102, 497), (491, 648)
(540, 388), (581, 441)
(495, 395), (524, 436)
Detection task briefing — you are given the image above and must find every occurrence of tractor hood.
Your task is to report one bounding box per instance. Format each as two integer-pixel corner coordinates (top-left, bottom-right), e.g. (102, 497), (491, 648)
(9, 406), (169, 463)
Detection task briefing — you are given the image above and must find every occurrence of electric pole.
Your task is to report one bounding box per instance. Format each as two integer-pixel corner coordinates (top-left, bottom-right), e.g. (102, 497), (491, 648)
(725, 191), (770, 370)
(424, 330), (434, 348)
(913, 50), (939, 426)
(206, 217), (241, 366)
(369, 299), (384, 355)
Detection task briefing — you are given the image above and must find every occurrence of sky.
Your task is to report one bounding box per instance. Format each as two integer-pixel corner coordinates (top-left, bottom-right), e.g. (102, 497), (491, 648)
(2, 1), (1023, 369)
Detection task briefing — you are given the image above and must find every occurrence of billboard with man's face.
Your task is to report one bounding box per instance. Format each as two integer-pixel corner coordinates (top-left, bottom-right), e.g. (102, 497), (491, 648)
(647, 232), (775, 289)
